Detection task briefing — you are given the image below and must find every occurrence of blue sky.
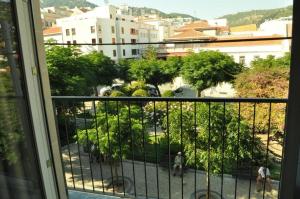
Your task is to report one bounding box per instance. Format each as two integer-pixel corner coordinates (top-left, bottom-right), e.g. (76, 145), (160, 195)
(87, 0), (293, 19)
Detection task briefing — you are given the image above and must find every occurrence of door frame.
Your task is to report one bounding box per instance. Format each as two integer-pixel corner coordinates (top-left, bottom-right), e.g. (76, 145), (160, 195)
(13, 0), (67, 198)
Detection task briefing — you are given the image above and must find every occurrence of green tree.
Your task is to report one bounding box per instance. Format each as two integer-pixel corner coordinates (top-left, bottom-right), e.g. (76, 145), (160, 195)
(181, 51), (242, 97)
(251, 53), (290, 69)
(76, 102), (148, 181)
(81, 51), (118, 94)
(162, 102), (264, 173)
(46, 46), (117, 96)
(129, 47), (179, 96)
(116, 59), (132, 83)
(235, 56), (289, 139)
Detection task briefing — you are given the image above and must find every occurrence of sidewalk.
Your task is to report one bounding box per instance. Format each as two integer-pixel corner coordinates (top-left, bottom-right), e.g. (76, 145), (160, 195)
(62, 144), (279, 199)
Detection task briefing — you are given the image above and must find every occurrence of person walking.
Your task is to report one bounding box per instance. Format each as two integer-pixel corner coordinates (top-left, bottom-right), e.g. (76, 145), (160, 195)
(256, 166), (272, 192)
(173, 152), (184, 177)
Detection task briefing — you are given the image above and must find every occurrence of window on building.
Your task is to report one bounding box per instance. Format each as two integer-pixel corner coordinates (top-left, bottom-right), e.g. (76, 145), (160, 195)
(239, 56), (246, 65)
(71, 28), (76, 35)
(123, 49), (126, 56)
(131, 39), (137, 44)
(99, 38), (103, 44)
(112, 38), (116, 44)
(92, 38), (96, 45)
(130, 28), (135, 34)
(67, 41), (71, 45)
(111, 26), (115, 34)
(66, 29), (70, 36)
(110, 14), (113, 19)
(132, 49), (138, 55)
(113, 50), (117, 57)
(121, 27), (124, 34)
(116, 17), (119, 20)
(122, 18), (125, 21)
(122, 38), (125, 44)
(98, 25), (102, 32)
(91, 26), (95, 33)
(73, 40), (77, 44)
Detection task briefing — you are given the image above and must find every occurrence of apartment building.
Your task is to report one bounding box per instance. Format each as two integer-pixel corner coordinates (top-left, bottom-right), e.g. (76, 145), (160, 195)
(47, 5), (158, 60)
(159, 20), (290, 67)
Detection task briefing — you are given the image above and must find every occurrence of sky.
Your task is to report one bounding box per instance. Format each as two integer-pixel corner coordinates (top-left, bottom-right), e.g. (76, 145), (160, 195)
(87, 0), (293, 19)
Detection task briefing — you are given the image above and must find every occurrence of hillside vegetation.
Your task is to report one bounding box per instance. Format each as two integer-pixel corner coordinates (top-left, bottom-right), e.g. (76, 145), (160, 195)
(40, 0), (97, 8)
(221, 5), (293, 27)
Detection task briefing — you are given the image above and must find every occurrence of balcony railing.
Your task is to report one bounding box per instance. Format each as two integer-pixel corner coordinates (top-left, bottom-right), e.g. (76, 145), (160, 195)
(53, 96), (287, 199)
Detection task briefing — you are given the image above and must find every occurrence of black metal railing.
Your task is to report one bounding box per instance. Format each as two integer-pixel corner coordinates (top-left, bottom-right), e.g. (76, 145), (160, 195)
(53, 96), (288, 199)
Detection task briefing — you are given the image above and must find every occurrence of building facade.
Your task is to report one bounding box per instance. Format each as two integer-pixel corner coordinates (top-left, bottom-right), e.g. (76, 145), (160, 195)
(44, 5), (159, 60)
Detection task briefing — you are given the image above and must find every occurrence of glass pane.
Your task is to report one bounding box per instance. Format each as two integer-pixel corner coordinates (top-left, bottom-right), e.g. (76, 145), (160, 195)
(0, 0), (45, 198)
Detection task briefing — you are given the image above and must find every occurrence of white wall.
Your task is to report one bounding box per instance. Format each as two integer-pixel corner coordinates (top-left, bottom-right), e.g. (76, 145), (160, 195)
(55, 5), (158, 61)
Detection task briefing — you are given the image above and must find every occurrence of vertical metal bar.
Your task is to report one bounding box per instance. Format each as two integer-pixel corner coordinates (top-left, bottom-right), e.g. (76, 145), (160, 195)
(221, 102), (226, 198)
(194, 102), (197, 199)
(141, 103), (148, 199)
(263, 103), (272, 199)
(92, 100), (105, 193)
(73, 103), (85, 190)
(116, 101), (126, 197)
(62, 103), (75, 189)
(83, 101), (95, 191)
(234, 102), (241, 199)
(180, 102), (184, 199)
(104, 101), (115, 194)
(208, 102), (211, 197)
(278, 103), (288, 199)
(153, 101), (160, 199)
(128, 102), (137, 197)
(248, 103), (257, 199)
(167, 101), (171, 199)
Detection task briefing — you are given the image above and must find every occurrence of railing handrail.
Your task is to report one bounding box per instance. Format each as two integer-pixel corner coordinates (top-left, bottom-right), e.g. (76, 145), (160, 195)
(52, 96), (288, 103)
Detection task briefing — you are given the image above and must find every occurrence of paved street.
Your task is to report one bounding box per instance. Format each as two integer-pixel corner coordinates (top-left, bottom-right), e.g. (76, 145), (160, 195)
(63, 144), (279, 199)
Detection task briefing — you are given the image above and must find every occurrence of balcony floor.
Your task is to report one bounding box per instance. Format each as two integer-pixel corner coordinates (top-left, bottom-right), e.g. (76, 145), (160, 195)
(69, 190), (121, 199)
(63, 144), (280, 199)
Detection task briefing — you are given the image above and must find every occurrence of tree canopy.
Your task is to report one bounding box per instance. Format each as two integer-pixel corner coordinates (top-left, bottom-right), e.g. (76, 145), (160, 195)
(162, 102), (264, 173)
(46, 46), (116, 96)
(234, 54), (289, 137)
(181, 51), (242, 96)
(129, 47), (180, 96)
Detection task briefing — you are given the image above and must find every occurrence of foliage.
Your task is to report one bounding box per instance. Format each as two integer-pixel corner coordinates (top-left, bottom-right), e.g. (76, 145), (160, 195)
(0, 70), (24, 164)
(41, 0), (96, 8)
(181, 51), (242, 96)
(221, 5), (293, 27)
(129, 6), (198, 19)
(132, 89), (150, 97)
(46, 46), (116, 96)
(76, 102), (148, 160)
(162, 90), (175, 97)
(110, 90), (126, 97)
(129, 47), (179, 96)
(81, 51), (118, 88)
(251, 53), (291, 69)
(162, 102), (264, 174)
(235, 57), (289, 134)
(116, 59), (132, 83)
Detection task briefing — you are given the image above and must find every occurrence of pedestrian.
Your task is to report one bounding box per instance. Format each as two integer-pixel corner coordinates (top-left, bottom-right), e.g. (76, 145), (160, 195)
(173, 152), (184, 177)
(256, 166), (272, 192)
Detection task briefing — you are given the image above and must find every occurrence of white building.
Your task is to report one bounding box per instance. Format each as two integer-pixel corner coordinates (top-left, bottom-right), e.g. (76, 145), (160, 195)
(43, 26), (63, 43)
(51, 5), (158, 60)
(41, 7), (74, 28)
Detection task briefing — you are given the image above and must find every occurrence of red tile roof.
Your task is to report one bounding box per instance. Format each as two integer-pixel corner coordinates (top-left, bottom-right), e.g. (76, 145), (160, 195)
(43, 26), (62, 36)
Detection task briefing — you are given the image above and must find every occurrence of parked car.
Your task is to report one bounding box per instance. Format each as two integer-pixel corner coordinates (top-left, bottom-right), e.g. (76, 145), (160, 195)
(99, 83), (124, 96)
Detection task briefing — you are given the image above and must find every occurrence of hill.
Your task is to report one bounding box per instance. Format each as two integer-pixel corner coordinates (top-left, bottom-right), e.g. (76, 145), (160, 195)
(129, 6), (198, 19)
(221, 5), (293, 27)
(40, 0), (97, 8)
